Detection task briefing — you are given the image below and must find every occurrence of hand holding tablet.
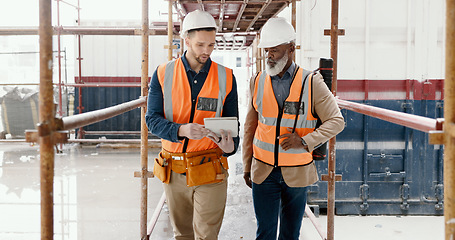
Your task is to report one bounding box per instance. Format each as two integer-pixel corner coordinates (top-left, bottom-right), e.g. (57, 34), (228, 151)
(204, 117), (238, 138)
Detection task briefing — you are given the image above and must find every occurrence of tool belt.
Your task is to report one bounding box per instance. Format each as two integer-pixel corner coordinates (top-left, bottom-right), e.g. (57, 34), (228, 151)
(153, 148), (229, 187)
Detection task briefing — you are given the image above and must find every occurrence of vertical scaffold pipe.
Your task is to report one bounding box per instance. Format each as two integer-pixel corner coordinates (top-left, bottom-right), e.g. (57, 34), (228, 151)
(255, 33), (261, 72)
(39, 0), (54, 239)
(327, 0), (340, 239)
(168, 0), (173, 61)
(77, 0), (84, 139)
(445, 0), (455, 239)
(180, 18), (184, 56)
(140, 0), (149, 239)
(291, 0), (296, 62)
(56, 0), (63, 117)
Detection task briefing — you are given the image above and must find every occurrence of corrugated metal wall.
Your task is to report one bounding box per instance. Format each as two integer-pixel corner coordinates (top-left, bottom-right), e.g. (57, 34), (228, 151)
(74, 85), (142, 134)
(309, 99), (444, 215)
(296, 0), (446, 215)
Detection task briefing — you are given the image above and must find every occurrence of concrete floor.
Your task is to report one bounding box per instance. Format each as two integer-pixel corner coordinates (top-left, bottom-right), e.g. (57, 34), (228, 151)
(0, 142), (444, 240)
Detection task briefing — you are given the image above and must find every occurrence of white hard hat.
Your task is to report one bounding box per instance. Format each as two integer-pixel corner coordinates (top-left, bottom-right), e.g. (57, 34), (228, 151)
(257, 17), (296, 48)
(180, 10), (217, 38)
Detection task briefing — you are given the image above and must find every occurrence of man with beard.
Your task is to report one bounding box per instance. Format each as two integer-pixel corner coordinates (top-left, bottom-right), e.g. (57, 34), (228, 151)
(242, 17), (344, 239)
(145, 10), (239, 240)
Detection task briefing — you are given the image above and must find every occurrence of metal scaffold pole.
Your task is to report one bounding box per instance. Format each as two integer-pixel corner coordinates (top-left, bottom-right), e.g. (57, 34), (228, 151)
(39, 0), (54, 239)
(327, 0), (340, 239)
(254, 34), (258, 72)
(180, 17), (184, 56)
(168, 0), (174, 61)
(140, 0), (150, 239)
(445, 0), (455, 239)
(291, 0), (296, 61)
(255, 33), (262, 72)
(77, 0), (84, 139)
(56, 0), (63, 117)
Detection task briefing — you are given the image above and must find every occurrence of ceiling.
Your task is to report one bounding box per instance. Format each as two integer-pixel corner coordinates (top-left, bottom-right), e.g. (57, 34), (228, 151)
(172, 0), (292, 50)
(0, 1), (292, 51)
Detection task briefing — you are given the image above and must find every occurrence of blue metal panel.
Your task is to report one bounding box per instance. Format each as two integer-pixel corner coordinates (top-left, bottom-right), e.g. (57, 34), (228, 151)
(74, 87), (142, 135)
(307, 99), (444, 215)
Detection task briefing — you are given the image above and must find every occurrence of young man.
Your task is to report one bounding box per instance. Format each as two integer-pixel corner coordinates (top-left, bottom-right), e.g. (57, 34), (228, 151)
(242, 17), (345, 239)
(145, 10), (239, 240)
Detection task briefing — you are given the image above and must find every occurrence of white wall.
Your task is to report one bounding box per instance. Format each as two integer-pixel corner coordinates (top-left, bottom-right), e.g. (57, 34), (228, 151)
(79, 0), (446, 82)
(211, 50), (249, 109)
(77, 20), (170, 77)
(296, 0), (445, 81)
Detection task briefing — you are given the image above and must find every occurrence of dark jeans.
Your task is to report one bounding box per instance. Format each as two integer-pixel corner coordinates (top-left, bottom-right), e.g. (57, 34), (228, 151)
(252, 167), (307, 240)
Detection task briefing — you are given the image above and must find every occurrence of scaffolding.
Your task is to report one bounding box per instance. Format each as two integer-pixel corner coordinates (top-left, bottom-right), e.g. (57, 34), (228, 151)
(0, 0), (453, 239)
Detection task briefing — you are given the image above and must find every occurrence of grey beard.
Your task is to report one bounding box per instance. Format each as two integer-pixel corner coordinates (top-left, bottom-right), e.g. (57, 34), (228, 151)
(265, 53), (289, 77)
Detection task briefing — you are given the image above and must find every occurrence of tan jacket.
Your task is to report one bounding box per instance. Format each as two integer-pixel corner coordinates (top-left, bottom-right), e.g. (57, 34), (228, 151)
(242, 69), (345, 187)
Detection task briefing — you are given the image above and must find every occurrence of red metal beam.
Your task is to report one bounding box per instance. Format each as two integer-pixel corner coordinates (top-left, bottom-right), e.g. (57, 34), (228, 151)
(83, 131), (151, 135)
(336, 98), (439, 132)
(68, 138), (161, 144)
(68, 78), (445, 99)
(68, 83), (141, 87)
(336, 79), (444, 100)
(74, 76), (145, 83)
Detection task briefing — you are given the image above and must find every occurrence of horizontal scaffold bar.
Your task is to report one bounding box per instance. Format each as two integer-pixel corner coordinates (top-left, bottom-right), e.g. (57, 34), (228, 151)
(336, 98), (441, 133)
(0, 26), (170, 36)
(62, 97), (146, 130)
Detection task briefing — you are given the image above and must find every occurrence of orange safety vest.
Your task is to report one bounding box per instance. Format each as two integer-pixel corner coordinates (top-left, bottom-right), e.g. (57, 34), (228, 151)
(157, 58), (233, 153)
(252, 67), (317, 167)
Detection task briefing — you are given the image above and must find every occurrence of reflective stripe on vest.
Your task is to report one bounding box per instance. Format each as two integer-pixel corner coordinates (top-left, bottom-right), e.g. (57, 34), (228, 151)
(252, 68), (317, 166)
(157, 58), (233, 153)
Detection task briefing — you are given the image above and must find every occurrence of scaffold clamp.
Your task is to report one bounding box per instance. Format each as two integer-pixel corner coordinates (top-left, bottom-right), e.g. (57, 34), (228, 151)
(25, 129), (69, 144)
(25, 117), (68, 144)
(321, 172), (342, 182)
(134, 170), (154, 178)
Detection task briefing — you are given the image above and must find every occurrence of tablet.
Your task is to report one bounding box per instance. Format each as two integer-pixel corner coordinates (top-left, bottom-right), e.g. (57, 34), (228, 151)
(204, 117), (238, 137)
